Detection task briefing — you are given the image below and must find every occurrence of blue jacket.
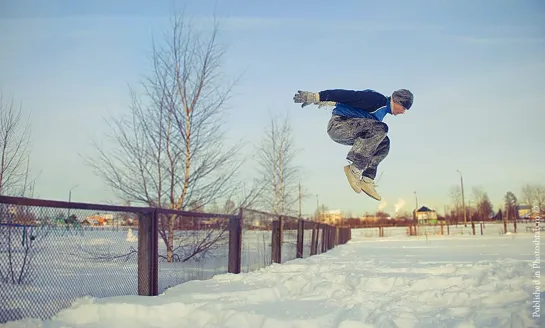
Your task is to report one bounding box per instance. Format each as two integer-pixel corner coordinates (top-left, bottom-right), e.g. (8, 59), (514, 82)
(318, 89), (391, 121)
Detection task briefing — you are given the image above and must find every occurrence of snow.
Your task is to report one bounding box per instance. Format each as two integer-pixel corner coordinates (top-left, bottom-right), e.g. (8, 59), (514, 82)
(125, 228), (137, 242)
(0, 224), (314, 323)
(2, 226), (542, 328)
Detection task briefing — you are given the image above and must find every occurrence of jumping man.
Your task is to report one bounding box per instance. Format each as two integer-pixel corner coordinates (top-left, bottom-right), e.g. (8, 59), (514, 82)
(293, 88), (414, 201)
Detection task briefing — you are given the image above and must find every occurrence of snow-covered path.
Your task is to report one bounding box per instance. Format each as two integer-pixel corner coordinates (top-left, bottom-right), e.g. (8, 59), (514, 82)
(2, 233), (542, 328)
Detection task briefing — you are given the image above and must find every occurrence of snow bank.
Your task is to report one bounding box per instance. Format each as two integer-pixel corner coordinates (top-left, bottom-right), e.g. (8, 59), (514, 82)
(2, 233), (542, 328)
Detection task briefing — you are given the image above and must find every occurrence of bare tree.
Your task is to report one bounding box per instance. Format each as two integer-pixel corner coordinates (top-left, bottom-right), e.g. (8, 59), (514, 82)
(86, 13), (257, 262)
(504, 191), (518, 220)
(0, 92), (34, 196)
(449, 185), (462, 221)
(521, 183), (545, 213)
(471, 186), (484, 203)
(255, 112), (302, 216)
(535, 185), (545, 213)
(315, 204), (329, 222)
(472, 186), (493, 220)
(521, 184), (533, 206)
(0, 208), (50, 284)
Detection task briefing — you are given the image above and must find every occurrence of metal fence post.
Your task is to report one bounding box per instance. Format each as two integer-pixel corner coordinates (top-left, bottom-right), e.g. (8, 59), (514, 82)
(271, 219), (281, 263)
(137, 210), (158, 296)
(327, 226), (331, 249)
(321, 224), (327, 253)
(150, 210), (158, 296)
(228, 208), (243, 274)
(310, 222), (317, 255)
(296, 219), (304, 258)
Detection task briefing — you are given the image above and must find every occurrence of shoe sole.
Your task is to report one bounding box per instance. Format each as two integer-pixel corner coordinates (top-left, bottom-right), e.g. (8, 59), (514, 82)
(360, 186), (381, 201)
(344, 166), (361, 193)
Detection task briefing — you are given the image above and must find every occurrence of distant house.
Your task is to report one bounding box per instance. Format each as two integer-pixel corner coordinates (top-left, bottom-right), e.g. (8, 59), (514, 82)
(81, 218), (100, 226)
(320, 210), (343, 225)
(313, 209), (341, 225)
(83, 213), (114, 226)
(3, 205), (38, 226)
(517, 204), (533, 219)
(359, 215), (380, 222)
(415, 206), (438, 225)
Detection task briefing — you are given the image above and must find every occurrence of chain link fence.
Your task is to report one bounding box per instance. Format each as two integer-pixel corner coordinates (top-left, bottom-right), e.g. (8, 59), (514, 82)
(0, 202), (142, 322)
(239, 209), (274, 273)
(156, 212), (231, 292)
(0, 196), (351, 324)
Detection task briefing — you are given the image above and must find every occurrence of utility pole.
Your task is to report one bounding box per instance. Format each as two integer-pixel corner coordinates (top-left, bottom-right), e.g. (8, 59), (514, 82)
(298, 182), (302, 219)
(468, 200), (473, 223)
(457, 170), (467, 227)
(413, 191), (418, 222)
(316, 194), (319, 221)
(68, 185), (79, 203)
(68, 184), (78, 217)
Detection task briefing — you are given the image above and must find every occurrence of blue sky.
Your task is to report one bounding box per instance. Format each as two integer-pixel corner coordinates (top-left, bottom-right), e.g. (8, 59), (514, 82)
(1, 0), (544, 217)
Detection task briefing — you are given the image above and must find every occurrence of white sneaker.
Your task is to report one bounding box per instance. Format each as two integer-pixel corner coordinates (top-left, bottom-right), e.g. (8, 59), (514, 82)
(344, 164), (362, 193)
(360, 176), (381, 201)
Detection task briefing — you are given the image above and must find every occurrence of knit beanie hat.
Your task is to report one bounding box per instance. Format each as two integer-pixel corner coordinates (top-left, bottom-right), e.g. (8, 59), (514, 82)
(392, 89), (413, 110)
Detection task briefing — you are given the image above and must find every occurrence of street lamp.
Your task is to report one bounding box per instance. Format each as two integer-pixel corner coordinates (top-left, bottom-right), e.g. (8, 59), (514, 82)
(456, 170), (467, 227)
(68, 185), (78, 217)
(414, 191), (418, 222)
(315, 194), (319, 221)
(69, 185), (78, 203)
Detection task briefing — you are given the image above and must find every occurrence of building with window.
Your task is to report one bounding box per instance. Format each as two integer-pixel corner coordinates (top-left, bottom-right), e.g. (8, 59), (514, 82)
(415, 206), (438, 225)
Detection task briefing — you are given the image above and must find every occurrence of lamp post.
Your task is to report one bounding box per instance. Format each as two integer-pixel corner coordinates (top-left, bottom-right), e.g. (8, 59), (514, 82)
(315, 194), (319, 221)
(69, 185), (78, 203)
(68, 185), (78, 217)
(456, 170), (467, 227)
(414, 191), (418, 222)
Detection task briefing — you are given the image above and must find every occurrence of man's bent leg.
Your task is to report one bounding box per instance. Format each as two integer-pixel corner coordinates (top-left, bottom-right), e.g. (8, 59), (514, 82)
(362, 136), (390, 179)
(327, 115), (359, 146)
(345, 119), (388, 200)
(327, 115), (387, 171)
(327, 116), (388, 197)
(358, 134), (388, 200)
(345, 120), (389, 171)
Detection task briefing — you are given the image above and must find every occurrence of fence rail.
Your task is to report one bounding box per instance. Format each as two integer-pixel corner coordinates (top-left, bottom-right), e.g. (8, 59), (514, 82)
(0, 195), (351, 323)
(351, 219), (540, 238)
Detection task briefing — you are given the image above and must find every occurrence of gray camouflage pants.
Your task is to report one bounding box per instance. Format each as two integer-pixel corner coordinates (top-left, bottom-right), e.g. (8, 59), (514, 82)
(327, 115), (390, 179)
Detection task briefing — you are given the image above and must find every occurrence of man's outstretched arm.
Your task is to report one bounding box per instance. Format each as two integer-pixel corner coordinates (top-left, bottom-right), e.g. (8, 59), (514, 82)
(318, 89), (387, 112)
(293, 89), (387, 111)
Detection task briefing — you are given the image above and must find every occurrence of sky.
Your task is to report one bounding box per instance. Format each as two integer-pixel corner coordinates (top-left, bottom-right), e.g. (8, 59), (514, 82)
(1, 0), (544, 217)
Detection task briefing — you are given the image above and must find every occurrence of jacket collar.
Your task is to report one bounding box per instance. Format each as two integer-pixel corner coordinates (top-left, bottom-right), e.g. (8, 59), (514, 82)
(386, 96), (393, 114)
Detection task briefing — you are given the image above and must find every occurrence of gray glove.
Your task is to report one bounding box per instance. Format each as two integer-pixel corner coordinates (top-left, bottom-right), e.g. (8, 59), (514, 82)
(293, 90), (320, 108)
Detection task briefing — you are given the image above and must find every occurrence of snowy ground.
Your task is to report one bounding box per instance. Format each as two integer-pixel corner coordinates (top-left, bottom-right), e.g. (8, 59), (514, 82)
(0, 224), (316, 323)
(2, 229), (542, 328)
